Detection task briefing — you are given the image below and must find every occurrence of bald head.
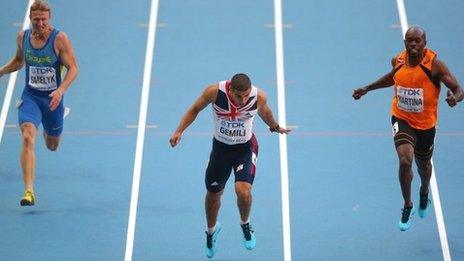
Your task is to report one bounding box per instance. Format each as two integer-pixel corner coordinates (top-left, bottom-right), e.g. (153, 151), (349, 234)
(404, 26), (427, 59)
(405, 26), (426, 41)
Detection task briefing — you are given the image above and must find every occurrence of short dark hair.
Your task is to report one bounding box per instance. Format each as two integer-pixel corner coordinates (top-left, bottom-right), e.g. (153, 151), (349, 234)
(230, 73), (251, 92)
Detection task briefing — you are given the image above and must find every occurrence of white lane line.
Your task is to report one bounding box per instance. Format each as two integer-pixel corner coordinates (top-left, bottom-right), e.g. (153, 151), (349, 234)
(273, 0), (292, 260)
(126, 124), (158, 129)
(395, 2), (451, 260)
(265, 23), (293, 28)
(138, 22), (166, 28)
(0, 0), (34, 145)
(395, 0), (409, 38)
(124, 0), (160, 260)
(431, 160), (451, 261)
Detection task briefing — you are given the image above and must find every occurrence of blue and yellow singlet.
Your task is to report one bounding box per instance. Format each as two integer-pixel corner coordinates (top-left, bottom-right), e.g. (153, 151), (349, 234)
(23, 28), (62, 92)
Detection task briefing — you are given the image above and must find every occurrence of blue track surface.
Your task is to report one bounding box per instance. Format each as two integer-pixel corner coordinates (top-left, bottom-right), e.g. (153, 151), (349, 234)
(0, 1), (462, 260)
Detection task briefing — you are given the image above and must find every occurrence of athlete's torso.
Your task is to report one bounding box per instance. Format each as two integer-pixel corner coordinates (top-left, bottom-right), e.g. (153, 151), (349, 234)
(23, 28), (62, 92)
(391, 48), (440, 130)
(212, 81), (258, 145)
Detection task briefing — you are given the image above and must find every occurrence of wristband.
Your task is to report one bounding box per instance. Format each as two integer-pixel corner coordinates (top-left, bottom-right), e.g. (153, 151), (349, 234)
(269, 124), (280, 133)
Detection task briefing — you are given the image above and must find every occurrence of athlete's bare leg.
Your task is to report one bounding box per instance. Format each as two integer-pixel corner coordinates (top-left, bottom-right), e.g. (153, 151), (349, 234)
(20, 123), (37, 191)
(235, 181), (252, 223)
(205, 190), (223, 229)
(396, 143), (415, 208)
(43, 132), (60, 151)
(416, 158), (432, 195)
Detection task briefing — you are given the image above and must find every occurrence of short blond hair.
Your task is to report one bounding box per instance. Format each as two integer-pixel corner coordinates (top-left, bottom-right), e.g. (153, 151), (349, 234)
(30, 0), (51, 13)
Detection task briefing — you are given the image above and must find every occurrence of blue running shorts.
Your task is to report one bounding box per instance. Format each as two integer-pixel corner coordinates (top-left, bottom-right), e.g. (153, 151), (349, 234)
(205, 134), (259, 193)
(18, 87), (64, 137)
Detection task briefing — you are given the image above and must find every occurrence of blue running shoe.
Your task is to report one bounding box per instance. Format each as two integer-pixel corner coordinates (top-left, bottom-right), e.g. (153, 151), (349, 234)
(240, 223), (256, 250)
(418, 193), (431, 218)
(205, 222), (222, 258)
(398, 206), (415, 231)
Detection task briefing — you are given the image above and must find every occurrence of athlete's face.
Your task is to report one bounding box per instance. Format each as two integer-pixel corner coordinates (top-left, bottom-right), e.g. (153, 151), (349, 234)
(404, 30), (426, 58)
(30, 11), (51, 35)
(229, 88), (251, 107)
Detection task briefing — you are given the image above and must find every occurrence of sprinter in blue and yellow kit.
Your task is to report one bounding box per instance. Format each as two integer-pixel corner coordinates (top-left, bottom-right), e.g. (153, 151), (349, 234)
(0, 0), (78, 206)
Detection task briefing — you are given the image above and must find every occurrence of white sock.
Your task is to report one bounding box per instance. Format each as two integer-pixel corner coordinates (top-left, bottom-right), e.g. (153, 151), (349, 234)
(207, 225), (216, 234)
(240, 219), (250, 225)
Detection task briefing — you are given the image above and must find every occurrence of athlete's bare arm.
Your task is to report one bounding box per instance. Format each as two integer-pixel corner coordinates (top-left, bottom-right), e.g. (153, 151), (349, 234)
(0, 31), (25, 78)
(257, 89), (290, 134)
(352, 57), (396, 100)
(432, 59), (463, 107)
(170, 84), (218, 147)
(49, 32), (78, 111)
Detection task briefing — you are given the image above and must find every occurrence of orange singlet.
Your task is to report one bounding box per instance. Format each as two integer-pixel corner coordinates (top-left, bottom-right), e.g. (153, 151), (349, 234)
(391, 48), (441, 130)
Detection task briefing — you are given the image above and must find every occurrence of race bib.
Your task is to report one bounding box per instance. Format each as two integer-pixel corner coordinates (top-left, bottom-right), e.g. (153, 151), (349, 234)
(396, 86), (424, 113)
(215, 119), (250, 144)
(28, 66), (57, 91)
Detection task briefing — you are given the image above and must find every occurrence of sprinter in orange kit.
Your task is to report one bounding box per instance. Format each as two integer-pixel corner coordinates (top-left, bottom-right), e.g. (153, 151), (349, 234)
(352, 26), (463, 231)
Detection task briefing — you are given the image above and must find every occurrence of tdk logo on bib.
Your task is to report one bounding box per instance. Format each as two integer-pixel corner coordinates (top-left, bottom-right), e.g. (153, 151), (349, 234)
(398, 88), (421, 96)
(220, 120), (245, 128)
(30, 67), (54, 74)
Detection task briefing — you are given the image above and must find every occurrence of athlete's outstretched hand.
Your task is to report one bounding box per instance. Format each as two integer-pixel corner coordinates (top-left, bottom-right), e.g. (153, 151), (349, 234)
(352, 88), (367, 100)
(169, 132), (182, 147)
(49, 88), (63, 111)
(445, 90), (458, 107)
(276, 126), (292, 134)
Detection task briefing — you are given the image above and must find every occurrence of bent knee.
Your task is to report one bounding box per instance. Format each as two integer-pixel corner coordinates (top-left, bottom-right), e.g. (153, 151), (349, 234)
(235, 182), (252, 198)
(417, 160), (432, 172)
(22, 135), (36, 149)
(399, 156), (413, 169)
(46, 143), (59, 151)
(206, 190), (223, 198)
(20, 123), (37, 149)
(45, 136), (60, 151)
